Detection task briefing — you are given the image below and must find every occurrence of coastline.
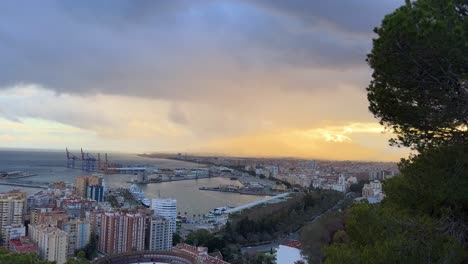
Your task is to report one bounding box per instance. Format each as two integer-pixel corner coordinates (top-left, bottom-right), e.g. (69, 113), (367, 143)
(137, 153), (208, 167)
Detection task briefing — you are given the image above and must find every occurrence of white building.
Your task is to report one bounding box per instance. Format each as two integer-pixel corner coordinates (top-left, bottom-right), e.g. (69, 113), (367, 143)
(0, 191), (26, 241)
(149, 216), (172, 251)
(361, 180), (385, 203)
(1, 224), (26, 247)
(276, 244), (307, 264)
(29, 224), (68, 264)
(346, 176), (358, 186)
(370, 180), (382, 190)
(152, 199), (177, 234)
(330, 175), (346, 193)
(265, 166), (279, 177)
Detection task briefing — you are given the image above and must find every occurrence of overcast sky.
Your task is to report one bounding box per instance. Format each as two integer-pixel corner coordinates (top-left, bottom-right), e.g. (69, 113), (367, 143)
(0, 0), (409, 161)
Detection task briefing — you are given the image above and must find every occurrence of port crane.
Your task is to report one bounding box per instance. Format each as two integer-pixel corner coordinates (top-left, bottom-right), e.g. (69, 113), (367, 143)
(66, 147), (119, 173)
(66, 148), (78, 168)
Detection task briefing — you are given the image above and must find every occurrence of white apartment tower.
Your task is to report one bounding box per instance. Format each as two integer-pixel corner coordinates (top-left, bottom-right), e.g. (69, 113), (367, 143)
(149, 216), (172, 251)
(29, 224), (68, 264)
(151, 199), (177, 234)
(0, 191), (26, 246)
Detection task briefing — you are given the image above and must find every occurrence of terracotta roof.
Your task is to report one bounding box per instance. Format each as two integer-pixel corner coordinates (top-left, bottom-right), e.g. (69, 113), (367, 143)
(282, 240), (302, 249)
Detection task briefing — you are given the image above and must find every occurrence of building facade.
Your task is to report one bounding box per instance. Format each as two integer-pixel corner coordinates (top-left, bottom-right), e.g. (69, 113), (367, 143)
(99, 212), (146, 255)
(62, 219), (91, 256)
(148, 216), (172, 251)
(151, 199), (177, 234)
(28, 224), (68, 264)
(0, 190), (26, 246)
(30, 208), (69, 229)
(1, 224), (26, 248)
(87, 185), (104, 202)
(75, 176), (102, 198)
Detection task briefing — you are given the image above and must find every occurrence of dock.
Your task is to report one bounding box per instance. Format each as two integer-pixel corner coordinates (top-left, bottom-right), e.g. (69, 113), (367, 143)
(0, 181), (48, 189)
(224, 192), (290, 214)
(199, 186), (277, 196)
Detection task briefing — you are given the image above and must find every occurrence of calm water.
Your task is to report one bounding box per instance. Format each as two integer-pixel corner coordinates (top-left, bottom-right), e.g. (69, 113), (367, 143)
(0, 150), (266, 215)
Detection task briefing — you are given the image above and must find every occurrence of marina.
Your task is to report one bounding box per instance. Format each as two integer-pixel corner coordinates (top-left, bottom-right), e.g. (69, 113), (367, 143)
(0, 150), (270, 216)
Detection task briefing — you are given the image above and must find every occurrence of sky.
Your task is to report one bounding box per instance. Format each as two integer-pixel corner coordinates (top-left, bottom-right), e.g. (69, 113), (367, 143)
(0, 0), (410, 161)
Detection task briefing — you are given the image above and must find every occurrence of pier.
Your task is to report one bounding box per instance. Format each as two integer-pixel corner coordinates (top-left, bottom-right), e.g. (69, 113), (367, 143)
(199, 186), (277, 196)
(0, 181), (48, 189)
(224, 192), (290, 214)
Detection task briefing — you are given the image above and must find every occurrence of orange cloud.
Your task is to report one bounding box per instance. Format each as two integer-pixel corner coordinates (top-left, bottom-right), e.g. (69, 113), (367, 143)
(0, 134), (15, 141)
(203, 123), (407, 161)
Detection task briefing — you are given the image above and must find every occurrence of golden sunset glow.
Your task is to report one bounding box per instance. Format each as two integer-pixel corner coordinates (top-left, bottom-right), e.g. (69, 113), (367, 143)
(0, 1), (407, 161)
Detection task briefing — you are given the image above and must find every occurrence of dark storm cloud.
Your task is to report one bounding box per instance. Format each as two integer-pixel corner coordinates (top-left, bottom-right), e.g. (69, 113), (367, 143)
(0, 0), (403, 99)
(248, 0), (403, 34)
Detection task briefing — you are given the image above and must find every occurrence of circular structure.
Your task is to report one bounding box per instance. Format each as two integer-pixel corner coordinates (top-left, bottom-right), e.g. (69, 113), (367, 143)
(91, 251), (196, 264)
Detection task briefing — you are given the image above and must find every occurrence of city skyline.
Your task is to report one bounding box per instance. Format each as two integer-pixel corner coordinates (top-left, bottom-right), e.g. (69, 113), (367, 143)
(0, 0), (408, 161)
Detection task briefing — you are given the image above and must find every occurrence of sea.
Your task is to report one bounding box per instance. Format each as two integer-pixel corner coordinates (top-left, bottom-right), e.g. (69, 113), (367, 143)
(0, 149), (267, 216)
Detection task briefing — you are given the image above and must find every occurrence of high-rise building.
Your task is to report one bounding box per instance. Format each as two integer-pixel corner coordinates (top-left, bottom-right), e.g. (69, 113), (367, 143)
(151, 199), (177, 234)
(75, 176), (102, 198)
(30, 208), (68, 229)
(62, 219), (91, 256)
(148, 216), (172, 251)
(87, 185), (104, 202)
(1, 224), (26, 248)
(85, 210), (102, 236)
(27, 192), (55, 211)
(0, 190), (27, 245)
(311, 160), (317, 170)
(99, 212), (146, 255)
(59, 198), (97, 219)
(29, 224), (68, 264)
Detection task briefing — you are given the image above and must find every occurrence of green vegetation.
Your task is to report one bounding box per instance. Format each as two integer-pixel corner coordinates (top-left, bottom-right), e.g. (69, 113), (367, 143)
(311, 0), (468, 263)
(185, 229), (225, 252)
(82, 234), (98, 260)
(300, 212), (345, 263)
(184, 190), (343, 263)
(349, 181), (366, 193)
(0, 248), (52, 264)
(224, 191), (342, 246)
(65, 251), (90, 264)
(269, 176), (292, 188)
(324, 203), (463, 263)
(366, 0), (467, 150)
(240, 252), (276, 264)
(106, 194), (119, 208)
(172, 233), (182, 246)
